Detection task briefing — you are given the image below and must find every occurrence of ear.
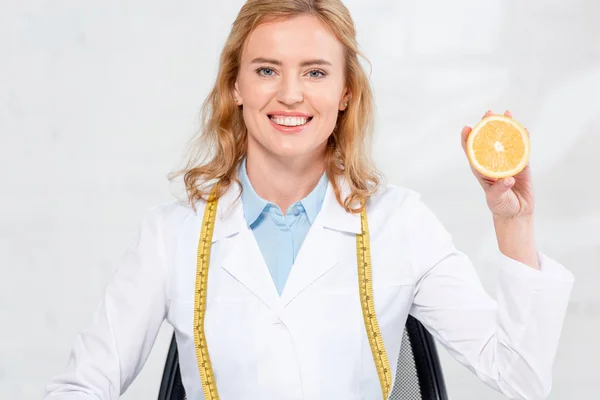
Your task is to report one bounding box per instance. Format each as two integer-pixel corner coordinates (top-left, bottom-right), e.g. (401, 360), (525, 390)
(339, 88), (351, 111)
(233, 81), (242, 106)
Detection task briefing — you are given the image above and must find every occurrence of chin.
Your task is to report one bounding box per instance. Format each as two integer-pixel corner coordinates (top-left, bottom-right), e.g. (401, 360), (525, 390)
(269, 144), (313, 159)
(249, 128), (328, 161)
(260, 133), (308, 155)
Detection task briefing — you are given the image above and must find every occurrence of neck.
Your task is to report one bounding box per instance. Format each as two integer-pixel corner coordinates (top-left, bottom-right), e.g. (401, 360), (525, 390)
(245, 150), (326, 213)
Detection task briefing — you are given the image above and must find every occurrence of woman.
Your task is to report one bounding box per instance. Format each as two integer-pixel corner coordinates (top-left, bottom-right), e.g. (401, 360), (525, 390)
(44, 0), (574, 399)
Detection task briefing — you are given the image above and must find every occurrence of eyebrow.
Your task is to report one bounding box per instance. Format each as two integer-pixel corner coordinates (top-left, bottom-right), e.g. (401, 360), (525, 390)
(249, 57), (332, 67)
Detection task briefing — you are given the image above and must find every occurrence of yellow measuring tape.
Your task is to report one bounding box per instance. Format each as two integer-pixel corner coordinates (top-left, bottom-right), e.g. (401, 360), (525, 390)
(193, 193), (392, 399)
(357, 205), (392, 397)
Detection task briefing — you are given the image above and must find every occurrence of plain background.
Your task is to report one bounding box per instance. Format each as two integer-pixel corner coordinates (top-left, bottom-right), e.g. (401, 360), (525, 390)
(1, 0), (599, 398)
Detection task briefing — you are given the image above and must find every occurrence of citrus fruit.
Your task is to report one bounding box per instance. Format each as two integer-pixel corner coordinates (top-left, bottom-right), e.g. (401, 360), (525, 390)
(466, 115), (530, 179)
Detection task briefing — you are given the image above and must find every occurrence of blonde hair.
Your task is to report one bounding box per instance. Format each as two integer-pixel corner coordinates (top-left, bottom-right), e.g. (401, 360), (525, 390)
(171, 0), (381, 213)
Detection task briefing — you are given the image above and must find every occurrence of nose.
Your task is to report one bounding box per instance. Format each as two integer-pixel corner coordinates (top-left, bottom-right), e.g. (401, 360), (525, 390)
(276, 75), (304, 105)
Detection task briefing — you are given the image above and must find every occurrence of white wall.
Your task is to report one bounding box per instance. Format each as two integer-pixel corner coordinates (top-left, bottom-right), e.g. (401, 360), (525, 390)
(1, 0), (598, 398)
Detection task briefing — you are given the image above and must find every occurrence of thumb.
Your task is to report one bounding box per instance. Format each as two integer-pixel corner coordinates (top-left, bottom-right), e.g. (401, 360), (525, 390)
(487, 177), (514, 200)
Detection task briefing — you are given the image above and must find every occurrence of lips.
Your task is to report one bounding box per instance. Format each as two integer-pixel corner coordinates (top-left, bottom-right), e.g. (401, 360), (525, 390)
(267, 114), (313, 133)
(268, 114), (313, 127)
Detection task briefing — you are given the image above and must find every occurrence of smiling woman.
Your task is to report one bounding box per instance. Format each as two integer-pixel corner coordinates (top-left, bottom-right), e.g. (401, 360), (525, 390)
(43, 1), (574, 400)
(176, 1), (379, 214)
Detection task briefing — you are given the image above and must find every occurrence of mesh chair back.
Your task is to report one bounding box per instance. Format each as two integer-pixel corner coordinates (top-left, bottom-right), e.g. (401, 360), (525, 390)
(158, 316), (447, 400)
(390, 315), (448, 399)
(390, 322), (423, 399)
(157, 335), (187, 400)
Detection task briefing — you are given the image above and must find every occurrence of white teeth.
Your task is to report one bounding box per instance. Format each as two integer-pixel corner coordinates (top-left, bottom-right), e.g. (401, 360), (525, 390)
(270, 116), (310, 127)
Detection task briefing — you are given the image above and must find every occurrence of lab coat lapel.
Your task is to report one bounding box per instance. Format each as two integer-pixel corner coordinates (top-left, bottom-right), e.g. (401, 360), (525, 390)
(280, 178), (362, 307)
(220, 229), (281, 310)
(210, 183), (280, 311)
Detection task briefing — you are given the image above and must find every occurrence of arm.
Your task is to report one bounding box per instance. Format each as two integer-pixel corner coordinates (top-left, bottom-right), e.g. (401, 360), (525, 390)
(44, 209), (170, 399)
(408, 197), (574, 400)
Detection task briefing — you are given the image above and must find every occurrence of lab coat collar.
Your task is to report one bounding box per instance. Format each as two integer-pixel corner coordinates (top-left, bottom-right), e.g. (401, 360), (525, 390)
(210, 182), (246, 243)
(200, 175), (363, 308)
(320, 175), (362, 234)
(206, 174), (362, 243)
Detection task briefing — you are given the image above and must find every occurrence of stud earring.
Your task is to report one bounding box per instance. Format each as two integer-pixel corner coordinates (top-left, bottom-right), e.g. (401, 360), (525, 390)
(343, 102), (348, 108)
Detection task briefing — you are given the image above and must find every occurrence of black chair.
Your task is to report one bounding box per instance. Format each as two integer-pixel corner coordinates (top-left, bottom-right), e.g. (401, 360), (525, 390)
(158, 315), (448, 400)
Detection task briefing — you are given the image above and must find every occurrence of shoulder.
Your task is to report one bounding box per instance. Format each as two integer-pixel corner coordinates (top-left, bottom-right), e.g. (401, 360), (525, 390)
(145, 199), (200, 224)
(367, 182), (422, 220)
(367, 182), (449, 238)
(139, 198), (205, 243)
(367, 183), (456, 278)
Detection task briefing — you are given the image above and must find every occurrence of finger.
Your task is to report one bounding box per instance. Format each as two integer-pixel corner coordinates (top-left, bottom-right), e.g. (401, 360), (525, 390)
(525, 128), (530, 137)
(514, 163), (532, 179)
(461, 126), (471, 151)
(475, 170), (496, 189)
(486, 176), (515, 199)
(504, 110), (512, 118)
(503, 176), (515, 186)
(481, 175), (497, 185)
(483, 110), (494, 119)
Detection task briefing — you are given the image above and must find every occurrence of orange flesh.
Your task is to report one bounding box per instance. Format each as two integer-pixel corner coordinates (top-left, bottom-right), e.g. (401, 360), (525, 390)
(471, 120), (527, 173)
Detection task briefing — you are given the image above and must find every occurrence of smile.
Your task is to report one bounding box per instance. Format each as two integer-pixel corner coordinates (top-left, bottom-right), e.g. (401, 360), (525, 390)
(268, 115), (313, 127)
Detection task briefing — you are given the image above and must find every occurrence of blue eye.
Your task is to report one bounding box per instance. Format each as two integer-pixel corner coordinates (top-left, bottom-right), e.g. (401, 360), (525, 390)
(256, 67), (275, 77)
(308, 69), (326, 79)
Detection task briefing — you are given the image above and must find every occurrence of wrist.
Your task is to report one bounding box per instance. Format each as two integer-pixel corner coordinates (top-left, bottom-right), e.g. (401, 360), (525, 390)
(493, 215), (540, 270)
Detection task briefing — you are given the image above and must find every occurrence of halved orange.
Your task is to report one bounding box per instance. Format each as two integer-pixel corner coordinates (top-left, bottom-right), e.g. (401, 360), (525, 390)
(466, 115), (530, 179)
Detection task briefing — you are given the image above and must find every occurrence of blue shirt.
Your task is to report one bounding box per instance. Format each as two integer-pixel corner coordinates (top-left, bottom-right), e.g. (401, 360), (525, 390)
(238, 160), (329, 295)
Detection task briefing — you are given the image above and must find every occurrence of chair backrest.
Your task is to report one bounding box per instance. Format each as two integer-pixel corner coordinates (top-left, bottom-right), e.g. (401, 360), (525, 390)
(158, 315), (447, 400)
(389, 315), (448, 400)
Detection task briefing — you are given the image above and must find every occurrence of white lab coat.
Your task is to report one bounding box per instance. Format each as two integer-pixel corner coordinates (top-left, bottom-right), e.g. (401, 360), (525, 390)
(44, 180), (574, 400)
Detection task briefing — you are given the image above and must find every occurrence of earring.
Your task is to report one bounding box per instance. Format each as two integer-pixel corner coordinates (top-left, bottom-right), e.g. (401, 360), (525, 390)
(343, 102), (348, 108)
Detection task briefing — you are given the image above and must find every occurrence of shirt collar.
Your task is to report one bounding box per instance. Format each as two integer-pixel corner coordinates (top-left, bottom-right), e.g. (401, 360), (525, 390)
(238, 159), (329, 226)
(207, 169), (361, 244)
(239, 159), (270, 226)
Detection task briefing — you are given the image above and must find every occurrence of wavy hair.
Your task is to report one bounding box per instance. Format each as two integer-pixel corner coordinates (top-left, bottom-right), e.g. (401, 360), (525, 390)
(171, 0), (381, 213)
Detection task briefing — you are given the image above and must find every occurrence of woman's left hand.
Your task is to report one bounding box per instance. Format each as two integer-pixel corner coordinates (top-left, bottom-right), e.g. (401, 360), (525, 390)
(461, 110), (535, 220)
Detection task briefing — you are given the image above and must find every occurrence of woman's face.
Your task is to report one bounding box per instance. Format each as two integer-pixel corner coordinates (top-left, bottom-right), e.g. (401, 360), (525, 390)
(234, 14), (350, 162)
